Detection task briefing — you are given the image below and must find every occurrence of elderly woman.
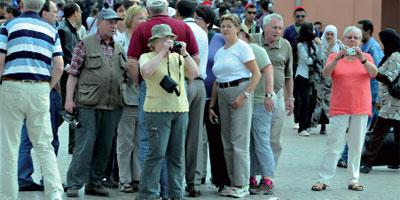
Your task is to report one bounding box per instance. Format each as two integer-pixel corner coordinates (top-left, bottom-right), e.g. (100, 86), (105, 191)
(360, 28), (400, 174)
(114, 5), (147, 193)
(239, 25), (275, 195)
(312, 26), (377, 191)
(310, 25), (344, 135)
(208, 13), (261, 198)
(138, 24), (199, 200)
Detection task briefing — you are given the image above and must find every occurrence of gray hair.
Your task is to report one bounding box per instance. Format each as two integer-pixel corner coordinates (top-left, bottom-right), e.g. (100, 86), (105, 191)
(263, 13), (283, 28)
(24, 0), (46, 12)
(343, 25), (363, 40)
(147, 2), (168, 15)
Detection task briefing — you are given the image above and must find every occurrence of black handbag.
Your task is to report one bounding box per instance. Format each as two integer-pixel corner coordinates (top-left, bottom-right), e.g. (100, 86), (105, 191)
(388, 73), (400, 99)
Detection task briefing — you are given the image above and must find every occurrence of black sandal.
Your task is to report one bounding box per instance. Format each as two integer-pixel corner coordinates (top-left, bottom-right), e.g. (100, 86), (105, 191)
(311, 183), (327, 191)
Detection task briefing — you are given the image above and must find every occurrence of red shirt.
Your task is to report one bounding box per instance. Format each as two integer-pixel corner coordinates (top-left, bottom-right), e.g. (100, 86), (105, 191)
(127, 15), (199, 60)
(328, 52), (374, 117)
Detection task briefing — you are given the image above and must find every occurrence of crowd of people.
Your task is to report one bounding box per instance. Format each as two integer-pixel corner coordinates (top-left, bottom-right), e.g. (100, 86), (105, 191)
(0, 0), (399, 199)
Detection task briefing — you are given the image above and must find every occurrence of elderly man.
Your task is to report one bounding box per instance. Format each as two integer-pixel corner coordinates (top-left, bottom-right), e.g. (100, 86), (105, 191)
(176, 0), (207, 197)
(0, 0), (64, 199)
(17, 0), (63, 192)
(251, 13), (294, 168)
(65, 9), (131, 198)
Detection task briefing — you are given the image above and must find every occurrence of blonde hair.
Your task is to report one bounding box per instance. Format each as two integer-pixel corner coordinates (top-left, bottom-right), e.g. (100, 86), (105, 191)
(125, 6), (147, 29)
(220, 13), (241, 28)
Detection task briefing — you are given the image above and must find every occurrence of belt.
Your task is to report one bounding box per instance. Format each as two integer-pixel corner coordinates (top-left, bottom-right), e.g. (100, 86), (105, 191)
(2, 77), (49, 83)
(218, 78), (249, 88)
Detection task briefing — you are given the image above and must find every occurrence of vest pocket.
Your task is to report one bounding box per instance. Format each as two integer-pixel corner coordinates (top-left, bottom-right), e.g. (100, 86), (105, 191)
(77, 82), (101, 106)
(87, 54), (102, 69)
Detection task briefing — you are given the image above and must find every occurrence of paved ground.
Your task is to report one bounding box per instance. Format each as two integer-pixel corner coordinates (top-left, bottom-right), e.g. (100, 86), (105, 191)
(19, 115), (400, 200)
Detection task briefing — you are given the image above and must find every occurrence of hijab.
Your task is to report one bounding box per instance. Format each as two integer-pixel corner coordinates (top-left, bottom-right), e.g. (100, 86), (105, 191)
(321, 24), (342, 53)
(379, 28), (400, 66)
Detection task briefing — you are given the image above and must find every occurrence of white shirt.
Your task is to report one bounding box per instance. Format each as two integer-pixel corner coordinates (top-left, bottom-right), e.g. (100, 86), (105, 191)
(86, 17), (98, 36)
(295, 42), (322, 79)
(213, 39), (254, 83)
(114, 31), (130, 53)
(184, 18), (208, 79)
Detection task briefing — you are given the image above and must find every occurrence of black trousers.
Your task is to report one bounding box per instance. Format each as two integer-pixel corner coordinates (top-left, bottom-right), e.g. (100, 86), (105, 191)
(295, 76), (315, 133)
(362, 117), (400, 166)
(204, 100), (231, 187)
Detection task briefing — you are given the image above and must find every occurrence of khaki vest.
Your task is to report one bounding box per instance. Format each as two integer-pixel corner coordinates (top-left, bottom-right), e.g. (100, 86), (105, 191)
(75, 35), (127, 110)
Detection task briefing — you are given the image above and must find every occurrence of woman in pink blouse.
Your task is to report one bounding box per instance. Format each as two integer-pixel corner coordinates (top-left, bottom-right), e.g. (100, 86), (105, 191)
(312, 26), (377, 191)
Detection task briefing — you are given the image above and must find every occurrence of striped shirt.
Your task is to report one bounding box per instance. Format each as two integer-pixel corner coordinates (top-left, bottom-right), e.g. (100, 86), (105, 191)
(0, 11), (63, 81)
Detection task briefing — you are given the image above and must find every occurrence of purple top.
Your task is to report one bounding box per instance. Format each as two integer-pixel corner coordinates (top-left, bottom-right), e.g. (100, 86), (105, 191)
(205, 33), (225, 99)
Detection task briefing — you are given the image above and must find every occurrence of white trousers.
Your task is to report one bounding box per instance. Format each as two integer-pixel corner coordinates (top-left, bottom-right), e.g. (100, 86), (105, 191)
(316, 114), (368, 185)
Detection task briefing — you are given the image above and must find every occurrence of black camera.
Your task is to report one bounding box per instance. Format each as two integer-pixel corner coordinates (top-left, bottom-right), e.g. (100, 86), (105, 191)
(160, 75), (179, 95)
(170, 41), (182, 53)
(61, 111), (81, 129)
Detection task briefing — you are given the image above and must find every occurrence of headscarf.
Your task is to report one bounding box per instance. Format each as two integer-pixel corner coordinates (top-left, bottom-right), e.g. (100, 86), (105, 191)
(321, 24), (341, 53)
(378, 28), (400, 66)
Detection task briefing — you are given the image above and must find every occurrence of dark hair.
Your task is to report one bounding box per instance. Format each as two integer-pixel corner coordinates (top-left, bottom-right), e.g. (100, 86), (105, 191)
(0, 2), (7, 9)
(6, 6), (20, 17)
(177, 0), (196, 18)
(260, 0), (270, 11)
(378, 28), (400, 66)
(195, 5), (215, 30)
(63, 2), (80, 19)
(293, 7), (306, 15)
(358, 19), (374, 35)
(294, 22), (316, 63)
(314, 21), (322, 26)
(103, 2), (110, 9)
(113, 0), (133, 11)
(39, 0), (50, 17)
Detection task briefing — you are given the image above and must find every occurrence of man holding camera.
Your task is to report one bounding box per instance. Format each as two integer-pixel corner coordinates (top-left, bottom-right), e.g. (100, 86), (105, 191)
(64, 9), (132, 198)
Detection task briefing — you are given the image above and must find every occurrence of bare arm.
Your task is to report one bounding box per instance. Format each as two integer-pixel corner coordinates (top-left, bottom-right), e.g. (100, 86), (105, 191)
(51, 56), (64, 88)
(208, 82), (219, 124)
(127, 58), (139, 85)
(0, 53), (5, 76)
(284, 77), (294, 116)
(323, 50), (346, 78)
(263, 64), (274, 112)
(64, 75), (78, 113)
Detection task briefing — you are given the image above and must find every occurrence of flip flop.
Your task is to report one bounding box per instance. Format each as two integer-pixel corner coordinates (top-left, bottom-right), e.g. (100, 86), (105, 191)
(348, 183), (363, 191)
(311, 183), (327, 191)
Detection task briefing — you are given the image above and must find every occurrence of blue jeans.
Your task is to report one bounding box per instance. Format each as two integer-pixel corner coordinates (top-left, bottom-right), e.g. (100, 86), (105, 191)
(138, 82), (169, 199)
(18, 89), (62, 187)
(250, 104), (275, 177)
(340, 102), (377, 161)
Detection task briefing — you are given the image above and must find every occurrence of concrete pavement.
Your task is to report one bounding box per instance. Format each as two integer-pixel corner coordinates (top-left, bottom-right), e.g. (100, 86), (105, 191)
(19, 116), (400, 200)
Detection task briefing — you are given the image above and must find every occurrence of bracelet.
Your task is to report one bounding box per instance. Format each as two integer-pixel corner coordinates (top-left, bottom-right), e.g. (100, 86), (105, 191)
(361, 59), (367, 64)
(183, 54), (189, 58)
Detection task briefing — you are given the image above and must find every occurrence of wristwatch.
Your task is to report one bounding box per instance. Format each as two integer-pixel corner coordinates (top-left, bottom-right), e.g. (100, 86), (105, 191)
(243, 92), (251, 98)
(265, 93), (273, 98)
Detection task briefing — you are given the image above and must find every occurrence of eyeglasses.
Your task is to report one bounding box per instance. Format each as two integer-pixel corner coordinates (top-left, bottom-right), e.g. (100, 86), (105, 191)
(247, 11), (256, 15)
(295, 14), (305, 19)
(346, 36), (359, 40)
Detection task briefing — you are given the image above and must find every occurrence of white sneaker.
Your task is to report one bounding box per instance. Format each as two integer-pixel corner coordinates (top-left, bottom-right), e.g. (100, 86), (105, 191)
(219, 186), (233, 196)
(50, 191), (63, 200)
(229, 186), (250, 198)
(307, 127), (319, 135)
(293, 123), (299, 129)
(298, 130), (310, 137)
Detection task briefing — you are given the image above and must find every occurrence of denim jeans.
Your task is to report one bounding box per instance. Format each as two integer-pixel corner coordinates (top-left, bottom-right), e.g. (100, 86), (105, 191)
(250, 104), (275, 177)
(138, 112), (188, 200)
(138, 81), (169, 199)
(18, 89), (62, 187)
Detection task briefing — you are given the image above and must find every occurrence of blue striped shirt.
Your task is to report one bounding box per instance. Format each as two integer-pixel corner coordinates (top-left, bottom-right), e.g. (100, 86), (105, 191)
(0, 11), (63, 81)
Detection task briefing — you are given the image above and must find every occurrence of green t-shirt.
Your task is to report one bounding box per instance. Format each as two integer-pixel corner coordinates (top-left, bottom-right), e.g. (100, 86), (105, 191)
(249, 43), (272, 104)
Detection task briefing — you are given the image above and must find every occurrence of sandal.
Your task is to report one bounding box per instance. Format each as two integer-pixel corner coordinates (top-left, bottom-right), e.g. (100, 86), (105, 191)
(348, 183), (363, 191)
(311, 183), (327, 191)
(119, 183), (134, 193)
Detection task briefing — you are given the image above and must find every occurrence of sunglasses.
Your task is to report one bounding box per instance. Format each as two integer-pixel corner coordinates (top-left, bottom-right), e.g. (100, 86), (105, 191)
(346, 36), (359, 40)
(295, 14), (305, 19)
(247, 11), (256, 15)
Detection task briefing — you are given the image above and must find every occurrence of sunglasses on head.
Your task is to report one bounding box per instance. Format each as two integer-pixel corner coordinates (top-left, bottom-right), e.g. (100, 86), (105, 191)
(295, 14), (305, 19)
(247, 11), (256, 15)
